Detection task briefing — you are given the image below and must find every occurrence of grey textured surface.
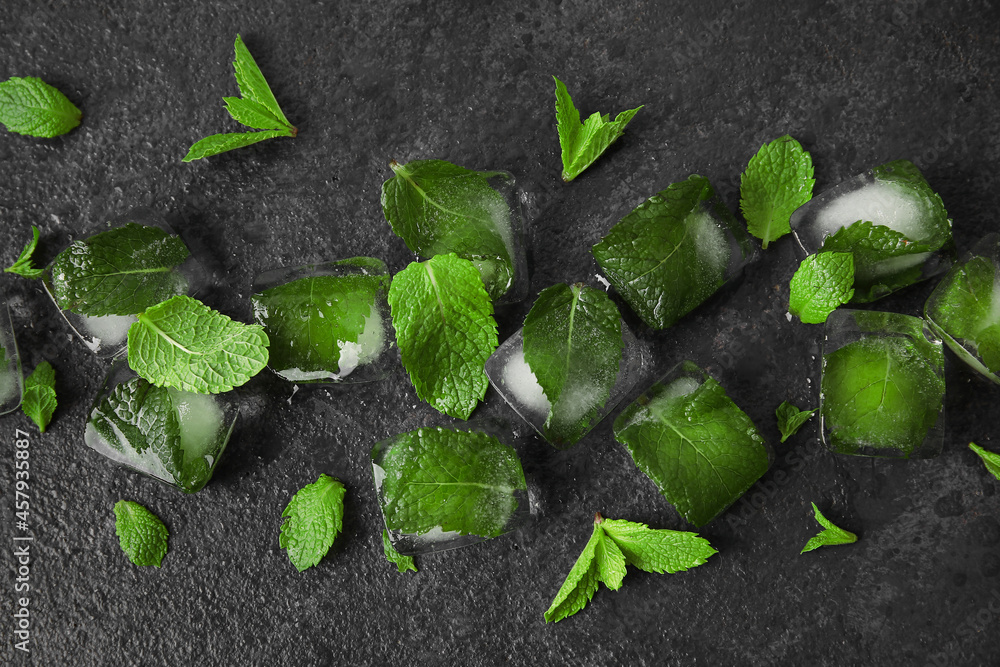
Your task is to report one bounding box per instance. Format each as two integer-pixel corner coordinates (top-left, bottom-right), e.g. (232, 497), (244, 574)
(2, 1), (1000, 665)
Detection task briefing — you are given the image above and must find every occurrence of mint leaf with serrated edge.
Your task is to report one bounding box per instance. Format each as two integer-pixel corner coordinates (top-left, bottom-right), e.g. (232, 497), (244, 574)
(382, 529), (417, 573)
(613, 364), (770, 527)
(0, 76), (81, 138)
(5, 226), (44, 278)
(776, 401), (815, 443)
(49, 223), (191, 317)
(388, 254), (497, 419)
(183, 35), (295, 162)
(544, 512), (715, 623)
(969, 443), (1000, 482)
(22, 361), (56, 433)
(788, 251), (855, 324)
(822, 334), (944, 457)
(380, 159), (516, 300)
(925, 255), (1000, 375)
(374, 427), (526, 538)
(522, 283), (623, 447)
(127, 294), (269, 394)
(801, 503), (857, 554)
(279, 474), (346, 572)
(740, 135), (814, 248)
(593, 175), (746, 329)
(113, 500), (169, 567)
(553, 76), (641, 182)
(252, 259), (389, 381)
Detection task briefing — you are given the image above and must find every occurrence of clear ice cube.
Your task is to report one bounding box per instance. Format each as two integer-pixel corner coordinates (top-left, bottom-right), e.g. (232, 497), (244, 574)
(44, 207), (207, 357)
(84, 359), (240, 492)
(820, 309), (945, 459)
(484, 320), (647, 448)
(251, 257), (395, 384)
(0, 300), (23, 415)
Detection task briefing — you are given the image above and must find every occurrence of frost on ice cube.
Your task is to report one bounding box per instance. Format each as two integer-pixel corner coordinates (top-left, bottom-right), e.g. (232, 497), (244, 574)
(820, 310), (945, 459)
(484, 323), (646, 448)
(0, 300), (23, 415)
(924, 233), (1000, 384)
(251, 257), (394, 384)
(790, 159), (955, 302)
(84, 360), (239, 492)
(44, 207), (207, 357)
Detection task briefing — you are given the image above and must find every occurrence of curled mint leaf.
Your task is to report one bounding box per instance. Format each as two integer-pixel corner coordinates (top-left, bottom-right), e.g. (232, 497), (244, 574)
(113, 500), (169, 567)
(0, 76), (81, 138)
(801, 503), (857, 554)
(21, 361), (57, 433)
(522, 283), (623, 447)
(788, 251), (855, 324)
(279, 474), (346, 572)
(740, 135), (814, 248)
(5, 226), (45, 279)
(775, 401), (815, 443)
(388, 254), (497, 419)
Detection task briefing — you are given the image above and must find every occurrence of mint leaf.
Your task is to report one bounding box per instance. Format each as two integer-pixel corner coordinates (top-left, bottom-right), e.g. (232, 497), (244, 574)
(279, 474), (346, 572)
(184, 35), (295, 162)
(382, 529), (417, 573)
(374, 427), (527, 538)
(388, 254), (497, 419)
(113, 500), (169, 567)
(592, 175), (745, 329)
(613, 366), (770, 527)
(801, 503), (858, 553)
(775, 401), (815, 443)
(5, 226), (44, 278)
(49, 223), (191, 317)
(544, 521), (604, 624)
(788, 251), (855, 324)
(0, 76), (81, 138)
(822, 336), (945, 457)
(925, 256), (1000, 375)
(522, 283), (623, 447)
(969, 443), (1000, 482)
(21, 361), (56, 433)
(380, 159), (516, 300)
(600, 518), (717, 574)
(740, 135), (814, 248)
(872, 159), (952, 243)
(183, 130), (290, 162)
(127, 295), (269, 394)
(553, 76), (642, 182)
(252, 261), (389, 382)
(819, 221), (935, 303)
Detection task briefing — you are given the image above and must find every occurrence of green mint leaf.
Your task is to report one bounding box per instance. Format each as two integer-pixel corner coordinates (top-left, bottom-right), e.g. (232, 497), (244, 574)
(801, 503), (858, 554)
(544, 521), (604, 623)
(819, 221), (935, 303)
(553, 76), (642, 182)
(600, 518), (717, 574)
(871, 160), (953, 244)
(522, 283), (623, 447)
(387, 254), (497, 419)
(233, 34), (292, 128)
(822, 335), (945, 457)
(925, 256), (1000, 375)
(775, 401), (816, 443)
(739, 135), (814, 248)
(380, 159), (516, 300)
(222, 96), (292, 132)
(127, 295), (269, 394)
(183, 130), (289, 162)
(0, 76), (81, 138)
(5, 225), (45, 278)
(49, 223), (191, 317)
(21, 361), (57, 433)
(788, 251), (855, 324)
(592, 175), (742, 329)
(252, 261), (389, 381)
(970, 442), (1000, 481)
(382, 529), (417, 573)
(375, 427), (527, 538)
(279, 474), (346, 572)
(113, 500), (169, 567)
(613, 367), (770, 527)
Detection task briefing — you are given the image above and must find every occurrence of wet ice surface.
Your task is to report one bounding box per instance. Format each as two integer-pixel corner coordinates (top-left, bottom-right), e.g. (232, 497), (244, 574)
(0, 302), (22, 415)
(807, 181), (931, 244)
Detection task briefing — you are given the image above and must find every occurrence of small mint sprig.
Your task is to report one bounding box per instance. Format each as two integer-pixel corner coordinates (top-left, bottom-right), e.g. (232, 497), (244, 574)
(279, 475), (346, 572)
(22, 361), (57, 433)
(4, 226), (45, 279)
(739, 134), (814, 248)
(775, 401), (816, 443)
(969, 442), (1000, 481)
(114, 500), (169, 567)
(183, 34), (296, 162)
(801, 503), (858, 554)
(382, 529), (417, 574)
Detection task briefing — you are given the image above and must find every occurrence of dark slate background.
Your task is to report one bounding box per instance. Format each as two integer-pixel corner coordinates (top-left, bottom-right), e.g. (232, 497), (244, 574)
(2, 1), (1000, 665)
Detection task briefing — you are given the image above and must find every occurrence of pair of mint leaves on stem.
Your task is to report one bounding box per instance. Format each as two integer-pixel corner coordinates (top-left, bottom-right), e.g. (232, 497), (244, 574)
(0, 76), (81, 138)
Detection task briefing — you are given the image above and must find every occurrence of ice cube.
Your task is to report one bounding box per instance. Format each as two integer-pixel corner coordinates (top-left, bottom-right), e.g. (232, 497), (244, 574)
(0, 301), (22, 415)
